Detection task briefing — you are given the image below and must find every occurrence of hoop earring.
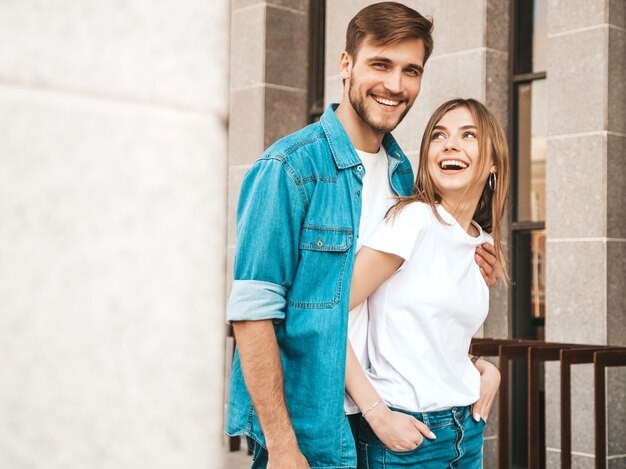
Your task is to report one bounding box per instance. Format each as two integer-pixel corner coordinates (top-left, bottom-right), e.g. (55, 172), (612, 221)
(488, 172), (497, 191)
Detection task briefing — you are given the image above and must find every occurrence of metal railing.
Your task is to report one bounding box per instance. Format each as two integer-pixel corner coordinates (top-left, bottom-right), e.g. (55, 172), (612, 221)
(470, 338), (626, 469)
(225, 337), (626, 468)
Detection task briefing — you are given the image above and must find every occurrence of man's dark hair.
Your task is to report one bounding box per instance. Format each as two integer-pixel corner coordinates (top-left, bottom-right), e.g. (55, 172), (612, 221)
(346, 2), (434, 63)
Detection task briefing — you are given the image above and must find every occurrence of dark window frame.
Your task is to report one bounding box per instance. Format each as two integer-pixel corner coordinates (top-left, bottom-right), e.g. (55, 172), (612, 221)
(508, 1), (548, 467)
(307, 0), (326, 123)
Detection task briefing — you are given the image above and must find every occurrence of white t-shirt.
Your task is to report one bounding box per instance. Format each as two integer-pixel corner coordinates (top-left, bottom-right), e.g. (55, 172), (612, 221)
(363, 201), (492, 412)
(345, 147), (395, 414)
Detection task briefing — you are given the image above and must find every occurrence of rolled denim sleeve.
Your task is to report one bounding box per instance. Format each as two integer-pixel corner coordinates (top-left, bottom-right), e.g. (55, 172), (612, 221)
(227, 157), (305, 322)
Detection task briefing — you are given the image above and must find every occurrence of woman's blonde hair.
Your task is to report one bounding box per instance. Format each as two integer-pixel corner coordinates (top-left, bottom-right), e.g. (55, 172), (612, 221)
(390, 98), (510, 274)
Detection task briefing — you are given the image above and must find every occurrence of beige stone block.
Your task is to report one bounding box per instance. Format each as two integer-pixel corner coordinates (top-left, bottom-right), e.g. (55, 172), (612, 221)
(325, 75), (344, 108)
(264, 86), (308, 149)
(546, 449), (560, 468)
(229, 86), (265, 166)
(544, 362), (561, 449)
(609, 457), (626, 468)
(485, 280), (510, 338)
(268, 0), (308, 12)
(607, 241), (626, 345)
(547, 0), (606, 34)
(547, 28), (607, 136)
(607, 367), (626, 456)
(607, 135), (626, 239)
(484, 51), (509, 132)
(545, 241), (606, 344)
(0, 90), (226, 468)
(266, 6), (309, 89)
(571, 454), (596, 468)
(610, 0), (626, 29)
(0, 0), (229, 112)
(324, 0), (364, 74)
(232, 0), (263, 10)
(231, 5), (266, 89)
(546, 135), (606, 239)
(608, 28), (626, 134)
(483, 437), (497, 468)
(486, 0), (510, 53)
(425, 1), (485, 57)
(228, 166), (250, 246)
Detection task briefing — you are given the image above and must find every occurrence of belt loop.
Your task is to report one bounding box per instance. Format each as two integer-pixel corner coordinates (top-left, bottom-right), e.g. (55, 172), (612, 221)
(421, 412), (430, 427)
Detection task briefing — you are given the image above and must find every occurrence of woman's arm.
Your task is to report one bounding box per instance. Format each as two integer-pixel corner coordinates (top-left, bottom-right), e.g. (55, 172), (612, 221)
(349, 247), (403, 310)
(346, 246), (435, 450)
(471, 356), (501, 421)
(345, 340), (435, 451)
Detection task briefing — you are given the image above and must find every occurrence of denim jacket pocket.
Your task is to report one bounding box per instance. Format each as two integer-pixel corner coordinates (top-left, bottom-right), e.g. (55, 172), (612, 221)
(287, 225), (353, 309)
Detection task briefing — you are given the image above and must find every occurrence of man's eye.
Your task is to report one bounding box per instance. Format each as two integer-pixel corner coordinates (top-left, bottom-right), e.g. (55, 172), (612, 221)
(372, 63), (387, 70)
(405, 68), (420, 77)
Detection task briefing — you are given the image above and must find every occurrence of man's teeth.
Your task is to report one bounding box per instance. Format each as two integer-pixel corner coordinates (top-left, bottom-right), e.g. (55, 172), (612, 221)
(374, 96), (400, 106)
(440, 160), (468, 170)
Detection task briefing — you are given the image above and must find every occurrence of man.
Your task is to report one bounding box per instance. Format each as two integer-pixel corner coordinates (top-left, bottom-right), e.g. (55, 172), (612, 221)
(226, 3), (499, 468)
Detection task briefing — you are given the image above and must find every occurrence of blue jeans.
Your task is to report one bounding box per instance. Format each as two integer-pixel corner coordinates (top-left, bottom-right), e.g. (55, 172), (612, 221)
(357, 405), (485, 469)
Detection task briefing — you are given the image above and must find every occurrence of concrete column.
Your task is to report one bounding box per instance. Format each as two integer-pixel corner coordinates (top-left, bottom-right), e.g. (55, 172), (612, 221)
(0, 1), (229, 468)
(544, 0), (626, 466)
(228, 0), (310, 289)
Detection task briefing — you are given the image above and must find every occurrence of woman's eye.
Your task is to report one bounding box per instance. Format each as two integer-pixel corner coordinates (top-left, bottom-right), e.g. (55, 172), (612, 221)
(463, 132), (477, 139)
(432, 132), (445, 140)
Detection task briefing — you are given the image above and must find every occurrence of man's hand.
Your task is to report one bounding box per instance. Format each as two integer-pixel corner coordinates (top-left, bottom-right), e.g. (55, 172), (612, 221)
(365, 405), (436, 452)
(473, 358), (501, 421)
(267, 444), (310, 469)
(475, 243), (500, 288)
(233, 320), (309, 468)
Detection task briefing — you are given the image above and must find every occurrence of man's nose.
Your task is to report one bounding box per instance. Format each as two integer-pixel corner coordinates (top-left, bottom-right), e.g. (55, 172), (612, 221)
(383, 69), (403, 94)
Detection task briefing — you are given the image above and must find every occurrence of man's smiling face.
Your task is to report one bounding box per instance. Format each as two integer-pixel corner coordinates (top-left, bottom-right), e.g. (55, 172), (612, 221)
(344, 37), (425, 135)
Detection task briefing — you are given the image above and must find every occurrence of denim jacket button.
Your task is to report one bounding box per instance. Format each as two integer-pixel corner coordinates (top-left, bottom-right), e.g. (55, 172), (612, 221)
(357, 165), (363, 171)
(317, 239), (323, 247)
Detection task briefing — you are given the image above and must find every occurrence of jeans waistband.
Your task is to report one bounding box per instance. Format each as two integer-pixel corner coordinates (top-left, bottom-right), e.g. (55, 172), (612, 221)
(389, 405), (472, 428)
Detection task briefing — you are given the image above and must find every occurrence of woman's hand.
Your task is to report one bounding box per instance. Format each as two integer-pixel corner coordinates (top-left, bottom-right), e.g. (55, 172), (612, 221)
(473, 358), (501, 421)
(364, 405), (436, 452)
(475, 243), (500, 288)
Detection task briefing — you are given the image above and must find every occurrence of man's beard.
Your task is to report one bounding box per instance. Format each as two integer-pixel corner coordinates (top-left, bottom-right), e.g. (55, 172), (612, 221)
(349, 83), (411, 134)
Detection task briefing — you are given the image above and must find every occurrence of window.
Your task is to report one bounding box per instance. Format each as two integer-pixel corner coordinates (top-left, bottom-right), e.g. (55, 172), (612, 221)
(512, 0), (547, 337)
(510, 1), (547, 467)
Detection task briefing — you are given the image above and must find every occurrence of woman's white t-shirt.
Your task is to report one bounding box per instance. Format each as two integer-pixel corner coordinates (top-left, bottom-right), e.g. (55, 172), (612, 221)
(345, 147), (395, 414)
(363, 201), (492, 412)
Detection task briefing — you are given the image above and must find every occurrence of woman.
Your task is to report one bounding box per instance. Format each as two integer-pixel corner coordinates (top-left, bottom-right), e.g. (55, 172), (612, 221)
(345, 98), (509, 467)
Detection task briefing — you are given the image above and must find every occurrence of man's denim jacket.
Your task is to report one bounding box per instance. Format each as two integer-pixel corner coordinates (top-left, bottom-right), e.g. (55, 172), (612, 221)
(226, 104), (414, 468)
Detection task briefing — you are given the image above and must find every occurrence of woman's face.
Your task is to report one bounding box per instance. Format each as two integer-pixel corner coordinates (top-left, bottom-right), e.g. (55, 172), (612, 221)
(426, 106), (492, 202)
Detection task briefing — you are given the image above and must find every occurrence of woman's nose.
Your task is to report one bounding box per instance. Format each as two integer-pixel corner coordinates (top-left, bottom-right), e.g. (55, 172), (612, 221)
(444, 137), (460, 151)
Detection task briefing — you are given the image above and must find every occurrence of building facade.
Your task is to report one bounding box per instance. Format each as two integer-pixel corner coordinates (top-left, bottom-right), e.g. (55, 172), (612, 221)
(227, 0), (625, 467)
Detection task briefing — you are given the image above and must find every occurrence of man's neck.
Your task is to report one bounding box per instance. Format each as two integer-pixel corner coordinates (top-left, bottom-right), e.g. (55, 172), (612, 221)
(334, 101), (384, 153)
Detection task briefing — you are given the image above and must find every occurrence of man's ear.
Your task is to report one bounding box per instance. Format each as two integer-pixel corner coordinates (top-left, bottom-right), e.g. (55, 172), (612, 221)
(339, 51), (352, 80)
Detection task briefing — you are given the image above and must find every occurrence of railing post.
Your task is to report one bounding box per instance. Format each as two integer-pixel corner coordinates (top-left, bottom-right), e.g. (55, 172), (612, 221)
(594, 350), (626, 469)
